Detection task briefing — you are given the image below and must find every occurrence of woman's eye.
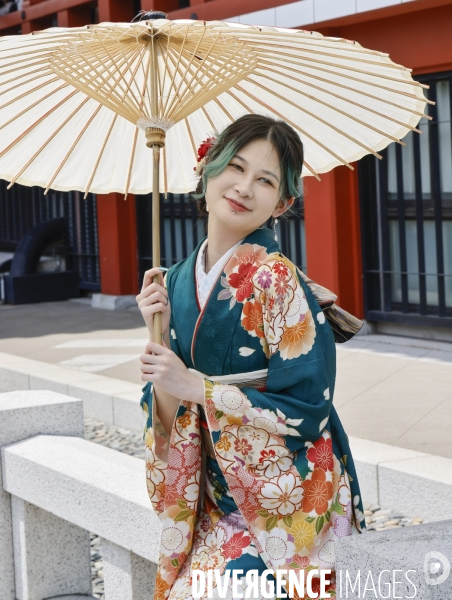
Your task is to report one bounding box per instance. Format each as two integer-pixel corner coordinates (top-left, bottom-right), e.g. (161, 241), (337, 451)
(260, 178), (273, 186)
(229, 162), (242, 171)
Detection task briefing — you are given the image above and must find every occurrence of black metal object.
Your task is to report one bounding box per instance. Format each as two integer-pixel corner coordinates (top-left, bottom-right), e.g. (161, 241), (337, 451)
(1, 218), (79, 304)
(9, 218), (67, 277)
(3, 271), (80, 305)
(135, 193), (306, 284)
(0, 182), (100, 291)
(359, 70), (452, 327)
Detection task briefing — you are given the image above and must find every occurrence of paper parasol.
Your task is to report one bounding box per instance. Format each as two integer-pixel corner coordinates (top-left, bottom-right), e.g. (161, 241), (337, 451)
(0, 13), (429, 340)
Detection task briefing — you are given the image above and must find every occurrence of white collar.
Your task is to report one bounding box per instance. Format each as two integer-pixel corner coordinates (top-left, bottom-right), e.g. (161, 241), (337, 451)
(195, 238), (243, 309)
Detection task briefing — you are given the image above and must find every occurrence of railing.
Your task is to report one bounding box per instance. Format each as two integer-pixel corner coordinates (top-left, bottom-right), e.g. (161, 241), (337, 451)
(0, 391), (159, 600)
(1, 390), (451, 599)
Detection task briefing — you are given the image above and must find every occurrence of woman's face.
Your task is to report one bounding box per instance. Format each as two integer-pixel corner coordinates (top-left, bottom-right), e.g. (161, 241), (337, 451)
(204, 139), (292, 236)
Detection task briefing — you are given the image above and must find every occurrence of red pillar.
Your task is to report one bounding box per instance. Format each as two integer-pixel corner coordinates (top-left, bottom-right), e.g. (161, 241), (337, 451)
(97, 0), (135, 22)
(57, 6), (93, 28)
(97, 194), (139, 296)
(95, 0), (139, 296)
(304, 166), (364, 318)
(141, 0), (180, 10)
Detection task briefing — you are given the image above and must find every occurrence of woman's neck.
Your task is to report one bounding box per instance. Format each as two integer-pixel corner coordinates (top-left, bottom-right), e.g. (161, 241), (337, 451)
(205, 221), (247, 273)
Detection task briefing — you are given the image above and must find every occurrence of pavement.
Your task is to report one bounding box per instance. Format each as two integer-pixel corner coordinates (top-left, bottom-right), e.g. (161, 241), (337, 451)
(0, 299), (451, 459)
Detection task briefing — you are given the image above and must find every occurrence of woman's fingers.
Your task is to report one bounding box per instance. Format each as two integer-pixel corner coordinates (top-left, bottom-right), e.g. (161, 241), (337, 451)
(137, 290), (168, 307)
(140, 343), (172, 379)
(140, 342), (170, 363)
(145, 341), (170, 355)
(141, 267), (165, 292)
(136, 282), (168, 303)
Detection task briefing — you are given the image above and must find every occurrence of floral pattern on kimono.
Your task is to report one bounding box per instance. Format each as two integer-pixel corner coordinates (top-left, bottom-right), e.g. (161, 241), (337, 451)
(140, 227), (365, 600)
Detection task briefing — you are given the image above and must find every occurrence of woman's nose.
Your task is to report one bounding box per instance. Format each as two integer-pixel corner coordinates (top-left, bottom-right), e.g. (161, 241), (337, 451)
(234, 179), (253, 198)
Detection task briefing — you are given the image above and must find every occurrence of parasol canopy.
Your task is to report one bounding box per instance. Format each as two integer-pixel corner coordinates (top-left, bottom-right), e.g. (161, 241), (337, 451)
(0, 17), (429, 196)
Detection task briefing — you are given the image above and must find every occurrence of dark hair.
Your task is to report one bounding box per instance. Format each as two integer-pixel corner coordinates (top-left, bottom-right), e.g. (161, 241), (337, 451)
(193, 114), (304, 217)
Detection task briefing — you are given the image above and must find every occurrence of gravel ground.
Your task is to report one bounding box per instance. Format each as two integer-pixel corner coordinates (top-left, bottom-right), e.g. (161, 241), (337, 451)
(83, 417), (426, 598)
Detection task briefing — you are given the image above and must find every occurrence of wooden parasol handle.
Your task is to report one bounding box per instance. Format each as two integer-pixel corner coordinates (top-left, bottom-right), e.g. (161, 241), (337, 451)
(148, 36), (166, 345)
(148, 135), (165, 345)
(152, 142), (162, 345)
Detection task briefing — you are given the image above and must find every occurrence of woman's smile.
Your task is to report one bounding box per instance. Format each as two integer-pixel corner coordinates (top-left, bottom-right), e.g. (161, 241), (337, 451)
(225, 197), (251, 212)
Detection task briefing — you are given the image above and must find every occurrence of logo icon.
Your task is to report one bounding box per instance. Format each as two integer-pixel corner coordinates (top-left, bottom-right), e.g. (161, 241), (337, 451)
(424, 551), (451, 586)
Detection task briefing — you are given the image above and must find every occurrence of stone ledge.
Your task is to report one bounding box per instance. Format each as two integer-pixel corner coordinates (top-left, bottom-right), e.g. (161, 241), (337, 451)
(0, 390), (84, 445)
(350, 436), (452, 521)
(91, 294), (137, 310)
(45, 596), (97, 599)
(1, 435), (161, 563)
(336, 519), (452, 599)
(2, 355), (452, 522)
(0, 391), (86, 600)
(0, 352), (142, 430)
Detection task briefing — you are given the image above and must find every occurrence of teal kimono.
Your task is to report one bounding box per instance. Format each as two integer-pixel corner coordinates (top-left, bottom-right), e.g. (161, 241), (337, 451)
(141, 227), (365, 600)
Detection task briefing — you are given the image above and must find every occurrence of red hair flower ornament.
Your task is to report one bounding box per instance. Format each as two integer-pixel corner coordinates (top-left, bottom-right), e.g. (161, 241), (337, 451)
(194, 136), (216, 175)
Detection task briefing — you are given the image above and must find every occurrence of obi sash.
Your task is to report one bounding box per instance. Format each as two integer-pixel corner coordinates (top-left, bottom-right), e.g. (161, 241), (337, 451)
(189, 368), (268, 459)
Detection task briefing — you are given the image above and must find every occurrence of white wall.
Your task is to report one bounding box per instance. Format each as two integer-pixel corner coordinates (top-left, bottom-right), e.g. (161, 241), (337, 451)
(225, 0), (417, 29)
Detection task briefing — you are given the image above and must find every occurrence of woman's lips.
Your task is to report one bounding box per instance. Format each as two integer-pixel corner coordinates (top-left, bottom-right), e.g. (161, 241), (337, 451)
(226, 197), (250, 212)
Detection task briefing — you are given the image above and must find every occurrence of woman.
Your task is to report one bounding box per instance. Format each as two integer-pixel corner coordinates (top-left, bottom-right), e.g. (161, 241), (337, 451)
(137, 115), (366, 600)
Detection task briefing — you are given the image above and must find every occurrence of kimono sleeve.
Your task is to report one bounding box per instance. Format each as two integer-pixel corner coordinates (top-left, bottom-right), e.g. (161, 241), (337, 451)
(140, 269), (173, 513)
(203, 253), (335, 465)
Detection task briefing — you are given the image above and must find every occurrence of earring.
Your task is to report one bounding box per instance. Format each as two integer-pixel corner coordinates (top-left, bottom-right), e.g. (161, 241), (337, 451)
(206, 204), (209, 212)
(272, 217), (279, 242)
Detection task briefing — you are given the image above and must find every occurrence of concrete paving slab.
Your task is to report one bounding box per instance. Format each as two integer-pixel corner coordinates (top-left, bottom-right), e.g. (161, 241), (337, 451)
(337, 392), (448, 449)
(58, 354), (141, 373)
(392, 393), (452, 456)
(358, 333), (452, 353)
(96, 359), (143, 384)
(55, 338), (148, 349)
(333, 351), (418, 406)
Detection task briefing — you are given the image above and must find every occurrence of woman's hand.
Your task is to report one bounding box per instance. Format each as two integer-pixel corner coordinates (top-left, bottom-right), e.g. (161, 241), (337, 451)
(140, 341), (205, 405)
(136, 267), (170, 342)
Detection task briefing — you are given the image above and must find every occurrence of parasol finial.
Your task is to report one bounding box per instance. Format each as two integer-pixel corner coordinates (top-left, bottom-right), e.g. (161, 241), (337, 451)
(132, 11), (168, 23)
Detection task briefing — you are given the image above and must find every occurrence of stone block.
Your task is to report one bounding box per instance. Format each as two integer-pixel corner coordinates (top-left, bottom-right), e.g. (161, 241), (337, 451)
(29, 363), (100, 395)
(2, 434), (161, 563)
(349, 436), (426, 509)
(46, 596), (96, 600)
(103, 539), (157, 600)
(47, 597), (96, 600)
(336, 520), (452, 599)
(0, 366), (29, 393)
(0, 352), (30, 392)
(11, 496), (92, 600)
(0, 390), (84, 446)
(0, 488), (15, 600)
(92, 293), (137, 310)
(379, 455), (452, 521)
(113, 389), (143, 431)
(0, 391), (84, 600)
(67, 378), (115, 424)
(67, 377), (141, 426)
(0, 351), (143, 428)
